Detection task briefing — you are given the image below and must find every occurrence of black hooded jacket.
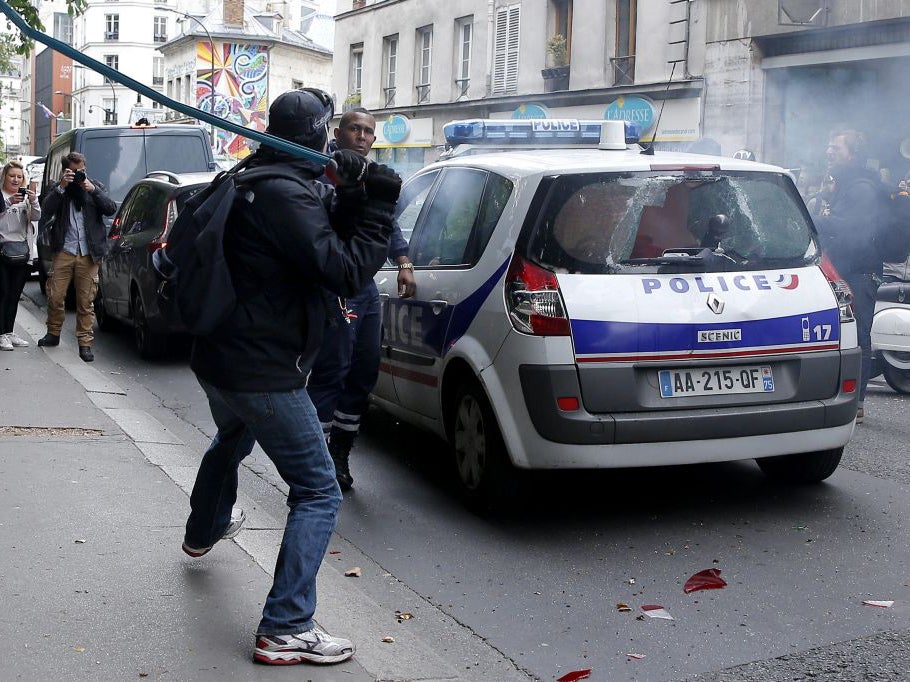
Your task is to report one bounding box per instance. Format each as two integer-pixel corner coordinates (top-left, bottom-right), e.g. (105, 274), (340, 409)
(813, 163), (883, 278)
(190, 150), (394, 392)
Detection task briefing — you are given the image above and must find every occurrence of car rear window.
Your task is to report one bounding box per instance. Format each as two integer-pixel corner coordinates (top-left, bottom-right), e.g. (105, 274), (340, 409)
(526, 171), (818, 274)
(83, 132), (211, 204)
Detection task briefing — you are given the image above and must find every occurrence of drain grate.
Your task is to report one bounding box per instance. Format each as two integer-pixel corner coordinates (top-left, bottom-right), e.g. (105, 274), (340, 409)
(0, 426), (103, 437)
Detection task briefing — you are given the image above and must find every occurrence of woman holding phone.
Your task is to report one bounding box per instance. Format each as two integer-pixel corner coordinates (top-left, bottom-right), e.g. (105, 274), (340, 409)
(0, 160), (41, 351)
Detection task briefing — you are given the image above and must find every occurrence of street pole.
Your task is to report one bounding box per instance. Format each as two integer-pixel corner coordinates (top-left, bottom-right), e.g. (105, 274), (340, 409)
(168, 9), (216, 145)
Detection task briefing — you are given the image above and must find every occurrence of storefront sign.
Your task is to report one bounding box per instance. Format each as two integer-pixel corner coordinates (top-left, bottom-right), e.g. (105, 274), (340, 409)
(383, 114), (411, 144)
(512, 103), (549, 119)
(604, 96), (656, 135)
(374, 116), (433, 148)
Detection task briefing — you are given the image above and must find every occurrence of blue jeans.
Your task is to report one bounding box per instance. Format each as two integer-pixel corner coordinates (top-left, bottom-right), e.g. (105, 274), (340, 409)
(185, 379), (342, 635)
(845, 273), (877, 404)
(307, 282), (382, 449)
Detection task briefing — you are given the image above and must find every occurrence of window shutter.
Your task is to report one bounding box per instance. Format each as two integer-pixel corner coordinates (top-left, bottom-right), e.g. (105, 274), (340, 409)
(492, 4), (520, 95)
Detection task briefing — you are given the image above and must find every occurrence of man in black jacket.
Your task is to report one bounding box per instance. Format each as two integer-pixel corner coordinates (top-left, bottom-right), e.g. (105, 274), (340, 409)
(37, 151), (117, 362)
(814, 129), (882, 423)
(182, 89), (400, 666)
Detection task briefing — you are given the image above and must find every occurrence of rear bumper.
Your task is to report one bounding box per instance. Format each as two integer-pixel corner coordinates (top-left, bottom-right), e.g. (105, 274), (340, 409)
(519, 348), (860, 446)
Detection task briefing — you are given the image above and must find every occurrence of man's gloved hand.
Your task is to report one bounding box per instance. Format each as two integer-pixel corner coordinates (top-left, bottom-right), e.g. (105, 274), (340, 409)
(331, 149), (369, 187)
(364, 163), (402, 204)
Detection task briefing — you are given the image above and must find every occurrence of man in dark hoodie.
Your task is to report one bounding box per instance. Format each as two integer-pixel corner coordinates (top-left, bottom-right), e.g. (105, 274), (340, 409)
(813, 129), (882, 423)
(182, 88), (400, 666)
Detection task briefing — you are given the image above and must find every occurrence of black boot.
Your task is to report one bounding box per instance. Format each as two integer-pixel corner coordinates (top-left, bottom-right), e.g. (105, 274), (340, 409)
(37, 333), (60, 347)
(329, 440), (353, 491)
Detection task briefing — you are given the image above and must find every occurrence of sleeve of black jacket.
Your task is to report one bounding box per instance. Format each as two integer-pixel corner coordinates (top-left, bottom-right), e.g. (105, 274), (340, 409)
(814, 179), (881, 276)
(256, 178), (394, 297)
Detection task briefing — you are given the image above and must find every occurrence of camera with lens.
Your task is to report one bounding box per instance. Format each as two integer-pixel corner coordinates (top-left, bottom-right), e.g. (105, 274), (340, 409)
(73, 170), (86, 184)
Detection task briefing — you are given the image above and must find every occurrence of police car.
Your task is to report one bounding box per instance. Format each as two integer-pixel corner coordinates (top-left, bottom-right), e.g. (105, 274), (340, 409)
(371, 118), (860, 505)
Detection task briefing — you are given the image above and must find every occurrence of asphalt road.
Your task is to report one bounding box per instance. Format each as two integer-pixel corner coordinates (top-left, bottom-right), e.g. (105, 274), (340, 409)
(22, 280), (910, 681)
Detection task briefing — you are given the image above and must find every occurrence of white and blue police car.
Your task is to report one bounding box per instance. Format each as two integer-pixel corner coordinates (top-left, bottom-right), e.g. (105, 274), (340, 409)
(371, 118), (860, 506)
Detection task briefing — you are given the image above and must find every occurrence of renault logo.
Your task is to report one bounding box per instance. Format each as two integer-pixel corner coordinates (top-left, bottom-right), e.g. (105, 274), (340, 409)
(707, 293), (725, 315)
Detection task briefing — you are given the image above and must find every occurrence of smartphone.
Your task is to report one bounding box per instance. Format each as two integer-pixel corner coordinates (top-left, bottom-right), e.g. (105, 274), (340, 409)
(73, 170), (86, 184)
(18, 188), (27, 196)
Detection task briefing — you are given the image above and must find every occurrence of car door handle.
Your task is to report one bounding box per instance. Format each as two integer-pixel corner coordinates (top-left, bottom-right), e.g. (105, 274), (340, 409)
(429, 299), (448, 315)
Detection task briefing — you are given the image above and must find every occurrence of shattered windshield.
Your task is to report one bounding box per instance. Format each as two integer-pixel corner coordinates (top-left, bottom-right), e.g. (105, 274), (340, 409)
(526, 171), (818, 274)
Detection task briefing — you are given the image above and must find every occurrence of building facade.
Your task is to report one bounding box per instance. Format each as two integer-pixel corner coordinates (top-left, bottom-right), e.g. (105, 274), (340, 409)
(158, 0), (332, 161)
(332, 0), (707, 177)
(703, 0), (910, 191)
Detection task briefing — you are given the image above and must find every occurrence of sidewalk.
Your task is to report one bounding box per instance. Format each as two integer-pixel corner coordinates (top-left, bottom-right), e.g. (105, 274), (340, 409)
(1, 300), (531, 682)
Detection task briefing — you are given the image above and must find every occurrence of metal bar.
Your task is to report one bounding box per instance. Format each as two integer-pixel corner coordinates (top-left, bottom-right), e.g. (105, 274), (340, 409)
(0, 0), (329, 164)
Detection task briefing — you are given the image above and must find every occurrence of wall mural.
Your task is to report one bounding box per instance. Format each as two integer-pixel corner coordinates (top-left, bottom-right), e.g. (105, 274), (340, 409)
(197, 41), (269, 159)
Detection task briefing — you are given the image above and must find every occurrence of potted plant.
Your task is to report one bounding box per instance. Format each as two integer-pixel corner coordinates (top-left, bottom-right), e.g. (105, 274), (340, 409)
(342, 92), (361, 112)
(542, 34), (570, 92)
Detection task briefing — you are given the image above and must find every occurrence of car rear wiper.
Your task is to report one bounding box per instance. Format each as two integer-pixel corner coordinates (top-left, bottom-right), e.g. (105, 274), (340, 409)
(619, 247), (709, 266)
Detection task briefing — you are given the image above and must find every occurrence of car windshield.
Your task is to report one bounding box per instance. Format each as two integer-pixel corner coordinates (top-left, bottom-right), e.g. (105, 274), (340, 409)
(526, 171), (818, 274)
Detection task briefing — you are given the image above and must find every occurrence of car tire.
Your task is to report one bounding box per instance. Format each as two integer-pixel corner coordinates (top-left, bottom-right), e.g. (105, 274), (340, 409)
(882, 362), (910, 395)
(451, 379), (513, 509)
(756, 447), (844, 484)
(94, 276), (116, 332)
(132, 291), (167, 359)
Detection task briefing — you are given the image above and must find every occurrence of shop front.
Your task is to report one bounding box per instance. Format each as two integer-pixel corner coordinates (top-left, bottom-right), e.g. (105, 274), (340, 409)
(371, 114), (434, 179)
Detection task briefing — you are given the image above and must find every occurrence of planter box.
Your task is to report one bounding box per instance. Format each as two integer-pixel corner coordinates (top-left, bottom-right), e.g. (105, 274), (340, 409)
(541, 66), (570, 92)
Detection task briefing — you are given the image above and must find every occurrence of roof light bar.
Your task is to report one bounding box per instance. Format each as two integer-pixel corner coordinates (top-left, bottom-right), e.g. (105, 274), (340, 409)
(443, 119), (641, 149)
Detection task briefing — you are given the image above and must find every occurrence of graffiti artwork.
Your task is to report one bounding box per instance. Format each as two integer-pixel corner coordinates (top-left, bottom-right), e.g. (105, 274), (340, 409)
(197, 41), (269, 159)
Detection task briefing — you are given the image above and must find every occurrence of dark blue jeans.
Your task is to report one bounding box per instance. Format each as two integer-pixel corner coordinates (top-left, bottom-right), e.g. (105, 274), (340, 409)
(307, 282), (382, 449)
(845, 273), (877, 404)
(186, 379), (342, 635)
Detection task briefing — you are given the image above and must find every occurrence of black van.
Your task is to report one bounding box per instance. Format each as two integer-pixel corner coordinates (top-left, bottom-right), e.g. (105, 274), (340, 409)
(37, 124), (215, 292)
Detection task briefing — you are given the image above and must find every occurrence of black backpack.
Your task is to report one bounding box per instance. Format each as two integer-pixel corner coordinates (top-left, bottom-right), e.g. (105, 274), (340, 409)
(151, 160), (306, 336)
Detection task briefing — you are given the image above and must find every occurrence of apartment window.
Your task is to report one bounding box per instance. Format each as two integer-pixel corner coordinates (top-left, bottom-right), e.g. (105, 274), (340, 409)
(53, 12), (73, 45)
(492, 5), (519, 95)
(552, 0), (572, 51)
(105, 14), (119, 41)
(104, 55), (119, 83)
(349, 43), (363, 95)
(382, 34), (398, 107)
(154, 16), (168, 43)
(454, 16), (472, 99)
(153, 57), (164, 86)
(103, 98), (117, 124)
(416, 25), (432, 104)
(613, 0), (636, 85)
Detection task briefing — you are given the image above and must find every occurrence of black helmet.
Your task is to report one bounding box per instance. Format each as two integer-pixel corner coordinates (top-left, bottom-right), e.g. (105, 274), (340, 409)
(266, 88), (334, 149)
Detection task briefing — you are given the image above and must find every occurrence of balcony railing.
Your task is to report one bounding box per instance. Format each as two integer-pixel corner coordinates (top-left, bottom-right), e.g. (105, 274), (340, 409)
(104, 31), (119, 41)
(610, 55), (635, 86)
(383, 86), (396, 108)
(416, 83), (430, 104)
(454, 77), (469, 100)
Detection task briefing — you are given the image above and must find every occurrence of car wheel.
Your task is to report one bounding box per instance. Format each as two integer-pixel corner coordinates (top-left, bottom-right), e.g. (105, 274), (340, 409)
(882, 363), (910, 395)
(132, 291), (167, 359)
(756, 447), (843, 484)
(452, 380), (512, 508)
(95, 274), (116, 332)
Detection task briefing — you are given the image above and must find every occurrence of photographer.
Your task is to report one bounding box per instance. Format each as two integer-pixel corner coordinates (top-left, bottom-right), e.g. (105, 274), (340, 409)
(0, 160), (41, 351)
(37, 152), (116, 362)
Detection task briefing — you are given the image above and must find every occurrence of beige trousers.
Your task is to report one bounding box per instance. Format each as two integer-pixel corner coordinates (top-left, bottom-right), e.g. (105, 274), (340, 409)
(46, 251), (99, 346)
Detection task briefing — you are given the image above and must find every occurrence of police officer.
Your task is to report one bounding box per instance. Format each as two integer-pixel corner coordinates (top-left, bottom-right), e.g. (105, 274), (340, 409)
(307, 108), (415, 490)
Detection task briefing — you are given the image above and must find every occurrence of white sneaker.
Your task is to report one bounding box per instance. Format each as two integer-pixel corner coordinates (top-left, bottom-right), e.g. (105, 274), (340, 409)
(254, 626), (355, 665)
(6, 333), (29, 347)
(0, 335), (13, 351)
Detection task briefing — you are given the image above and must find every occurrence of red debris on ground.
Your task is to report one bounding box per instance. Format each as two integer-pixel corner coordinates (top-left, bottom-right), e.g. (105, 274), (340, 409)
(684, 568), (728, 594)
(557, 669), (592, 682)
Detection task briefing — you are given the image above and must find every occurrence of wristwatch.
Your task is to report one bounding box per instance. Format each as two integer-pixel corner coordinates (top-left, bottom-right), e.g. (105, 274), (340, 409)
(397, 262), (414, 270)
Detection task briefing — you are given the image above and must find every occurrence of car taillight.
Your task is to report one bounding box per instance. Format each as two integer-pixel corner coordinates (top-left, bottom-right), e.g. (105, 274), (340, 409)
(819, 254), (854, 323)
(505, 254), (570, 336)
(147, 199), (177, 253)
